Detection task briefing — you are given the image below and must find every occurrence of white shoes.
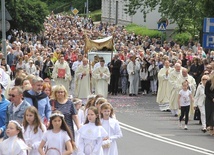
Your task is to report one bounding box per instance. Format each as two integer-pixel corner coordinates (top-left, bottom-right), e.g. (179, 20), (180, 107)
(184, 125), (188, 130)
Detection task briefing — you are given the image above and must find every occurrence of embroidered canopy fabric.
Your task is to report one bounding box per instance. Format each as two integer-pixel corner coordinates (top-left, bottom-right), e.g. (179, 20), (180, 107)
(84, 35), (114, 53)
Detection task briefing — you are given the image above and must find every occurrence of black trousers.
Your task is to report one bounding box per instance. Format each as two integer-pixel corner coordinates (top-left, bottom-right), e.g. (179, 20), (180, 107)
(141, 80), (150, 93)
(110, 74), (120, 94)
(179, 105), (190, 125)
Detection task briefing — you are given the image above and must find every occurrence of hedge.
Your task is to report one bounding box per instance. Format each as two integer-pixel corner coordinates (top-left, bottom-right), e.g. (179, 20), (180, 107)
(173, 32), (192, 45)
(125, 24), (164, 39)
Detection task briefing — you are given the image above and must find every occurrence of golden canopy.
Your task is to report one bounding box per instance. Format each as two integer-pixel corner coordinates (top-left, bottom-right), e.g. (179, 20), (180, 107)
(84, 34), (114, 54)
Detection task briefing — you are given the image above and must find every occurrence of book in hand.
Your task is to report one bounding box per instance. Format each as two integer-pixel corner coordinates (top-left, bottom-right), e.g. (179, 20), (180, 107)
(58, 68), (65, 78)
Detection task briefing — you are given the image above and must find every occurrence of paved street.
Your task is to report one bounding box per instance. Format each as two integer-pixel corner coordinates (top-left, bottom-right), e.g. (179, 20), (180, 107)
(108, 94), (214, 155)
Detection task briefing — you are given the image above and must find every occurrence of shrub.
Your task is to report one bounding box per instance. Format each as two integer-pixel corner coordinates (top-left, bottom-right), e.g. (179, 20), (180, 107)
(173, 32), (192, 45)
(125, 24), (164, 39)
(91, 13), (101, 21)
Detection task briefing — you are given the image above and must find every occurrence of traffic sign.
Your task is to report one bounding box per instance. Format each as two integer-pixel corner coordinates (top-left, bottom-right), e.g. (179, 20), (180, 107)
(0, 8), (12, 20)
(72, 8), (79, 15)
(158, 23), (166, 31)
(202, 34), (214, 49)
(203, 18), (214, 33)
(0, 20), (10, 32)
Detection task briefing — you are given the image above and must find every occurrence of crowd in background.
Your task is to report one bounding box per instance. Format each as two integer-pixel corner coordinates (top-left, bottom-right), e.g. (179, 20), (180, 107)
(0, 12), (213, 154)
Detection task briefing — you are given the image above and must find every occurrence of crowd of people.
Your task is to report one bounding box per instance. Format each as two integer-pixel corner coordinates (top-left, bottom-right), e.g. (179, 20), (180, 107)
(0, 11), (213, 154)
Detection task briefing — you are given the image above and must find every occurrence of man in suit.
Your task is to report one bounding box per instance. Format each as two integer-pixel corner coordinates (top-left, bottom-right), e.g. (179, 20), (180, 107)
(109, 54), (122, 95)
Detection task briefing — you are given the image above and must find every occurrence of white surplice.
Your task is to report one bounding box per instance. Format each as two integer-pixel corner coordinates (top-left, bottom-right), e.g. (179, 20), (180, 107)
(52, 61), (72, 92)
(92, 66), (110, 98)
(75, 64), (91, 98)
(156, 67), (173, 111)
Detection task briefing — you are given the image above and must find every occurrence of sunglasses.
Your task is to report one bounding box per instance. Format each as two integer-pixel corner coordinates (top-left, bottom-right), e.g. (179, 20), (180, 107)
(9, 94), (17, 97)
(204, 73), (209, 75)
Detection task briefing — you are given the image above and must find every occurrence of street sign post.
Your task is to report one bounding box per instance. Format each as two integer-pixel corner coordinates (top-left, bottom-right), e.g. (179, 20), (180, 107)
(0, 20), (10, 31)
(158, 23), (166, 31)
(72, 8), (79, 16)
(0, 7), (12, 20)
(202, 34), (214, 49)
(203, 18), (214, 33)
(203, 18), (214, 49)
(157, 19), (167, 46)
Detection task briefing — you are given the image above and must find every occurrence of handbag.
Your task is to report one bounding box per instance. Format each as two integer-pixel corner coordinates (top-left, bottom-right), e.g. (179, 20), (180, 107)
(194, 107), (201, 120)
(148, 75), (153, 80)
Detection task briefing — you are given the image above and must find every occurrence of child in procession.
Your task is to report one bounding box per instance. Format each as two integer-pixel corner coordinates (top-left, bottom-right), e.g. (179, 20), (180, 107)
(0, 120), (30, 155)
(73, 98), (85, 143)
(178, 80), (194, 130)
(78, 106), (108, 155)
(38, 110), (75, 155)
(23, 106), (47, 155)
(100, 102), (123, 155)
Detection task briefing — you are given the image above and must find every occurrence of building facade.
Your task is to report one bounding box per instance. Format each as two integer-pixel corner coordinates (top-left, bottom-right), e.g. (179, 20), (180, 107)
(101, 0), (176, 32)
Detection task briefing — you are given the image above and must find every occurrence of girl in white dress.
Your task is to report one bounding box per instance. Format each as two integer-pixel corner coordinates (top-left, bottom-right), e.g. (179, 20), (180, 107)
(23, 106), (47, 155)
(73, 98), (85, 143)
(38, 110), (75, 155)
(78, 106), (108, 155)
(0, 120), (29, 155)
(100, 102), (123, 155)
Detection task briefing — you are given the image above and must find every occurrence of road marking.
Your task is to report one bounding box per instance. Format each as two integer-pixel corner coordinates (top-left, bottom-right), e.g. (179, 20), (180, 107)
(120, 122), (214, 155)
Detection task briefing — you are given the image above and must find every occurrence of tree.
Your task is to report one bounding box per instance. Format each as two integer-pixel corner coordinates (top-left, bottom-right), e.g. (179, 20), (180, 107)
(5, 0), (49, 34)
(41, 0), (101, 14)
(125, 0), (214, 36)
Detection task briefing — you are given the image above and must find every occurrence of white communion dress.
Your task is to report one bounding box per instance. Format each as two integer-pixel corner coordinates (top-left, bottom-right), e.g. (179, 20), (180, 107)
(78, 122), (108, 155)
(0, 135), (29, 155)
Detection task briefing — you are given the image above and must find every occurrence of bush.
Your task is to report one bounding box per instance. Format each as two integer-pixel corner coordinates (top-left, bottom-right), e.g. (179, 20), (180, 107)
(125, 24), (164, 39)
(173, 32), (192, 45)
(91, 13), (101, 21)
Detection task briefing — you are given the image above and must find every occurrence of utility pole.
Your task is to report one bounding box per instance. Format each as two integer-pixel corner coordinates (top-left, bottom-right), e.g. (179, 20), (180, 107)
(86, 0), (89, 17)
(1, 0), (6, 60)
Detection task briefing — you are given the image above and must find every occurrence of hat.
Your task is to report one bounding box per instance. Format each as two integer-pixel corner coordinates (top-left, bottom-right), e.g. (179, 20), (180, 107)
(0, 83), (5, 90)
(29, 60), (33, 63)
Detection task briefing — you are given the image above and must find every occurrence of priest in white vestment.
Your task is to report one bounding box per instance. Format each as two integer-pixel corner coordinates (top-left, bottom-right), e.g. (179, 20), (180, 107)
(127, 55), (141, 96)
(177, 68), (196, 117)
(75, 58), (91, 98)
(52, 55), (71, 92)
(92, 59), (110, 98)
(156, 60), (173, 111)
(168, 63), (182, 116)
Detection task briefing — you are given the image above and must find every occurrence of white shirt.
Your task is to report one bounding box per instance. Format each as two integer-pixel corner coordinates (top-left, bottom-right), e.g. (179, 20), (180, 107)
(179, 89), (192, 106)
(72, 60), (82, 72)
(13, 101), (24, 114)
(25, 64), (37, 75)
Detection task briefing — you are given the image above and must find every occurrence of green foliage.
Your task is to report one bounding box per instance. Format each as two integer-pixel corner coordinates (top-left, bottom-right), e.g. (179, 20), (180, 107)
(6, 0), (49, 33)
(78, 10), (101, 21)
(173, 32), (192, 45)
(43, 0), (101, 14)
(90, 10), (101, 21)
(125, 24), (164, 39)
(125, 0), (214, 42)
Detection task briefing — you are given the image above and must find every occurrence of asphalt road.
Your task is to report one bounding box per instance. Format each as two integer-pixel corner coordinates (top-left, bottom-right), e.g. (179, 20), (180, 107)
(108, 94), (214, 155)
